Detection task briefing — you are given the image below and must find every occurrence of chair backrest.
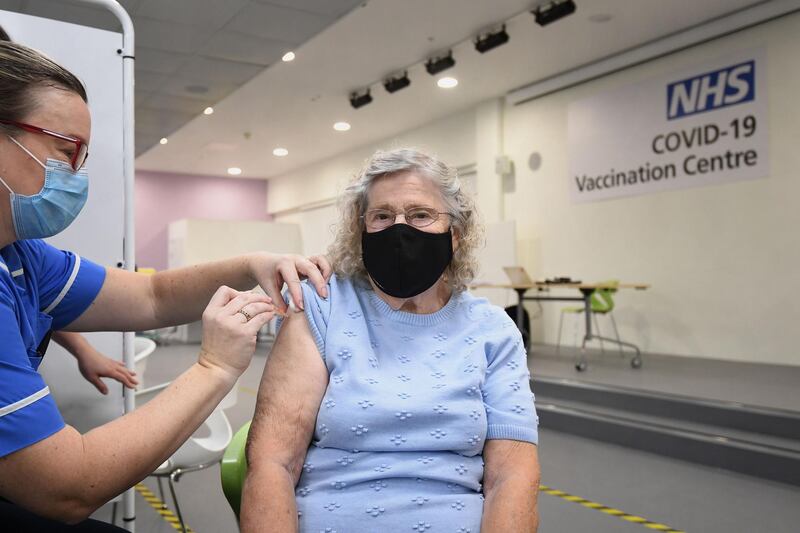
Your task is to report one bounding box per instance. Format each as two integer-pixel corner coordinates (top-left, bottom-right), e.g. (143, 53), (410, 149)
(133, 337), (157, 390)
(218, 383), (239, 411)
(590, 280), (620, 313)
(170, 408), (233, 469)
(135, 382), (169, 405)
(136, 382), (234, 470)
(221, 421), (251, 519)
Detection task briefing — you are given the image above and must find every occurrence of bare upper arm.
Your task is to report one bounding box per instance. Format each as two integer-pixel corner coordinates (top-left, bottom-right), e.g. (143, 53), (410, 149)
(66, 268), (157, 332)
(483, 440), (540, 492)
(246, 309), (329, 480)
(0, 425), (91, 523)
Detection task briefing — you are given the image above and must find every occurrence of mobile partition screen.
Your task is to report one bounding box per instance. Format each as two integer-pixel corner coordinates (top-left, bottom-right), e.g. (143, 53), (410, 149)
(1, 3), (137, 528)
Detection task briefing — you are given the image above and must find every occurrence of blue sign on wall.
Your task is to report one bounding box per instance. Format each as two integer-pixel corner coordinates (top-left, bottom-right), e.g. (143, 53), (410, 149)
(667, 60), (755, 120)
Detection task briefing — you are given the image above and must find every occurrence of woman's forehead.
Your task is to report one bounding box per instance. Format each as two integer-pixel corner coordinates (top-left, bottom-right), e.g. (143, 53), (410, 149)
(367, 171), (444, 206)
(27, 86), (91, 143)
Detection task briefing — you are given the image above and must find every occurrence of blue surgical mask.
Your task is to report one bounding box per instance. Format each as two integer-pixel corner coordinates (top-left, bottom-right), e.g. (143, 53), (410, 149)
(0, 136), (88, 240)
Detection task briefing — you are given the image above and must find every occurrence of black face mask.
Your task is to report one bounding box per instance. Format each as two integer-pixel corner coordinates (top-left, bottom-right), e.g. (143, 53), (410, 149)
(362, 223), (453, 299)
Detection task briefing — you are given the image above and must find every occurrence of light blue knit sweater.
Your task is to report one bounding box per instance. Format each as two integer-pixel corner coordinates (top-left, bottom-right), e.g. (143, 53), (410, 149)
(286, 274), (538, 532)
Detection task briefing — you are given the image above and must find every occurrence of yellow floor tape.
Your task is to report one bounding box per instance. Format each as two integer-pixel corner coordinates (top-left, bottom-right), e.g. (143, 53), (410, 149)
(540, 484), (685, 532)
(136, 478), (681, 532)
(135, 483), (195, 532)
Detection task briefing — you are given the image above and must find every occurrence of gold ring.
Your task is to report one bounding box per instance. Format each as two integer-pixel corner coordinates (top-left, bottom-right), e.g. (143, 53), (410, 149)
(237, 308), (252, 322)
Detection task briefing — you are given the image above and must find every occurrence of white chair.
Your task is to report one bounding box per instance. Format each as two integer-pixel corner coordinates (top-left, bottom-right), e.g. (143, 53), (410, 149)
(133, 336), (156, 390)
(135, 383), (237, 532)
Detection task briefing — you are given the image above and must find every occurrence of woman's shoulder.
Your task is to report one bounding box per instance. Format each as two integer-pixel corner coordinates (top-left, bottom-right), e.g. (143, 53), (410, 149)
(458, 290), (513, 326)
(299, 272), (363, 309)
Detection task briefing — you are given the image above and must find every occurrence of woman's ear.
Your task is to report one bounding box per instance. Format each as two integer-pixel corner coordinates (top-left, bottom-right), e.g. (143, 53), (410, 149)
(451, 227), (460, 252)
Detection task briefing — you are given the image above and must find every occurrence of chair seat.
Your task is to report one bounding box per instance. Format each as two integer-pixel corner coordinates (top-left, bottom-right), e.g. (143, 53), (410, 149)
(153, 459), (171, 474)
(221, 421), (251, 519)
(561, 306), (614, 314)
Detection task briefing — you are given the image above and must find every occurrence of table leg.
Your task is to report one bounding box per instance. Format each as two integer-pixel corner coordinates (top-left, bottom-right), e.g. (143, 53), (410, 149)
(582, 289), (593, 341)
(515, 288), (530, 353)
(576, 288), (594, 371)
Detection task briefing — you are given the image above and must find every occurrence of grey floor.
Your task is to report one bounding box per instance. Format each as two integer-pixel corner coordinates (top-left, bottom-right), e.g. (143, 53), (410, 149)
(529, 343), (800, 411)
(89, 342), (799, 532)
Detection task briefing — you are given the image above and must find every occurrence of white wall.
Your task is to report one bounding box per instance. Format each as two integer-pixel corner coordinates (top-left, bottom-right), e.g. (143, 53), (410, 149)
(266, 12), (800, 366)
(503, 13), (800, 365)
(167, 219), (302, 268)
(268, 107), (478, 215)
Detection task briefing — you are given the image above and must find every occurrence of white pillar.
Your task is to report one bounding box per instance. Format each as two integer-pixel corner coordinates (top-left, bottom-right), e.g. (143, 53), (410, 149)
(475, 98), (505, 224)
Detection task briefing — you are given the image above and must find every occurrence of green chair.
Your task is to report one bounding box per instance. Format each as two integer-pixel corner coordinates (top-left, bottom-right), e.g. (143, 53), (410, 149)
(220, 421), (251, 520)
(557, 280), (624, 357)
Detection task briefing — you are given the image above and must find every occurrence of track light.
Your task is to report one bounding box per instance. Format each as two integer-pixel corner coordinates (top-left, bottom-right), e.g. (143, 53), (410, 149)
(425, 51), (455, 76)
(349, 89), (372, 109)
(532, 0), (576, 26)
(474, 25), (509, 54)
(384, 71), (411, 93)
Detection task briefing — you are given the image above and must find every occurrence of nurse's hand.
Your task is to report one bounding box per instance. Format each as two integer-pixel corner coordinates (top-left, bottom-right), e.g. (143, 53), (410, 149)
(53, 331), (140, 393)
(198, 286), (276, 381)
(78, 347), (139, 394)
(248, 252), (332, 313)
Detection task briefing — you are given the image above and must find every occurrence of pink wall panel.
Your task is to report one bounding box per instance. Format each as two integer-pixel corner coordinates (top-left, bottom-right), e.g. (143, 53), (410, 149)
(135, 170), (269, 270)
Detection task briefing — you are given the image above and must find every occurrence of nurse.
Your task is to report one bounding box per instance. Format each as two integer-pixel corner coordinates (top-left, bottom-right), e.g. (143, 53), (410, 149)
(0, 40), (330, 530)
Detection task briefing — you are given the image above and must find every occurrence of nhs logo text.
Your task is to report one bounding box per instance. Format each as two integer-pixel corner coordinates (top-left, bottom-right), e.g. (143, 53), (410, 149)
(667, 60), (754, 120)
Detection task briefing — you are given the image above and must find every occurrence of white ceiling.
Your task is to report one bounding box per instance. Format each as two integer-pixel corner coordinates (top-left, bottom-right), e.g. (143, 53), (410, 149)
(1, 0), (770, 175)
(136, 0), (769, 179)
(0, 0), (363, 154)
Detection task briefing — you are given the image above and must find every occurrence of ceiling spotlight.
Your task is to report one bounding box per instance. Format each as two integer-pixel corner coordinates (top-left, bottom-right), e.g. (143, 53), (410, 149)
(383, 71), (411, 93)
(474, 25), (509, 53)
(437, 77), (458, 89)
(273, 147), (288, 157)
(425, 51), (455, 75)
(159, 137), (168, 145)
(532, 0), (576, 26)
(203, 106), (214, 115)
(227, 167), (242, 175)
(349, 89), (373, 109)
(333, 121), (351, 131)
(282, 51), (295, 62)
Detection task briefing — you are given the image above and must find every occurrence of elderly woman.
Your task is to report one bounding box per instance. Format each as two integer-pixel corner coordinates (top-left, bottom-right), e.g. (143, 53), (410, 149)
(242, 149), (540, 532)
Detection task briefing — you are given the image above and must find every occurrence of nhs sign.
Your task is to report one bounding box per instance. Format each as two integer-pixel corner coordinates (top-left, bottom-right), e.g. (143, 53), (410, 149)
(667, 60), (755, 120)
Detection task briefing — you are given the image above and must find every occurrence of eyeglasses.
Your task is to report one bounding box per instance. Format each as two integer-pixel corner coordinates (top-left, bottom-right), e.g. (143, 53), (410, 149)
(361, 207), (451, 231)
(0, 119), (89, 171)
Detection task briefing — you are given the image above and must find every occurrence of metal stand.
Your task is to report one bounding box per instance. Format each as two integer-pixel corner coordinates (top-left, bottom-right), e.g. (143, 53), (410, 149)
(73, 1), (137, 528)
(150, 460), (220, 533)
(575, 288), (642, 371)
(514, 287), (642, 371)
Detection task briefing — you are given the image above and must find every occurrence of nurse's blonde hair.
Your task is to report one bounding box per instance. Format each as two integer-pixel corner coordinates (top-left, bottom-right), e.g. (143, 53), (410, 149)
(328, 148), (483, 293)
(0, 41), (87, 134)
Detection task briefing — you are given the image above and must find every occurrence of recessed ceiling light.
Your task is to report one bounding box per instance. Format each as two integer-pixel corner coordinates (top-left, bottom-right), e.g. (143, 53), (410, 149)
(159, 137), (168, 145)
(282, 51), (295, 62)
(203, 107), (214, 115)
(227, 167), (242, 175)
(333, 121), (351, 132)
(437, 77), (458, 89)
(273, 147), (288, 157)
